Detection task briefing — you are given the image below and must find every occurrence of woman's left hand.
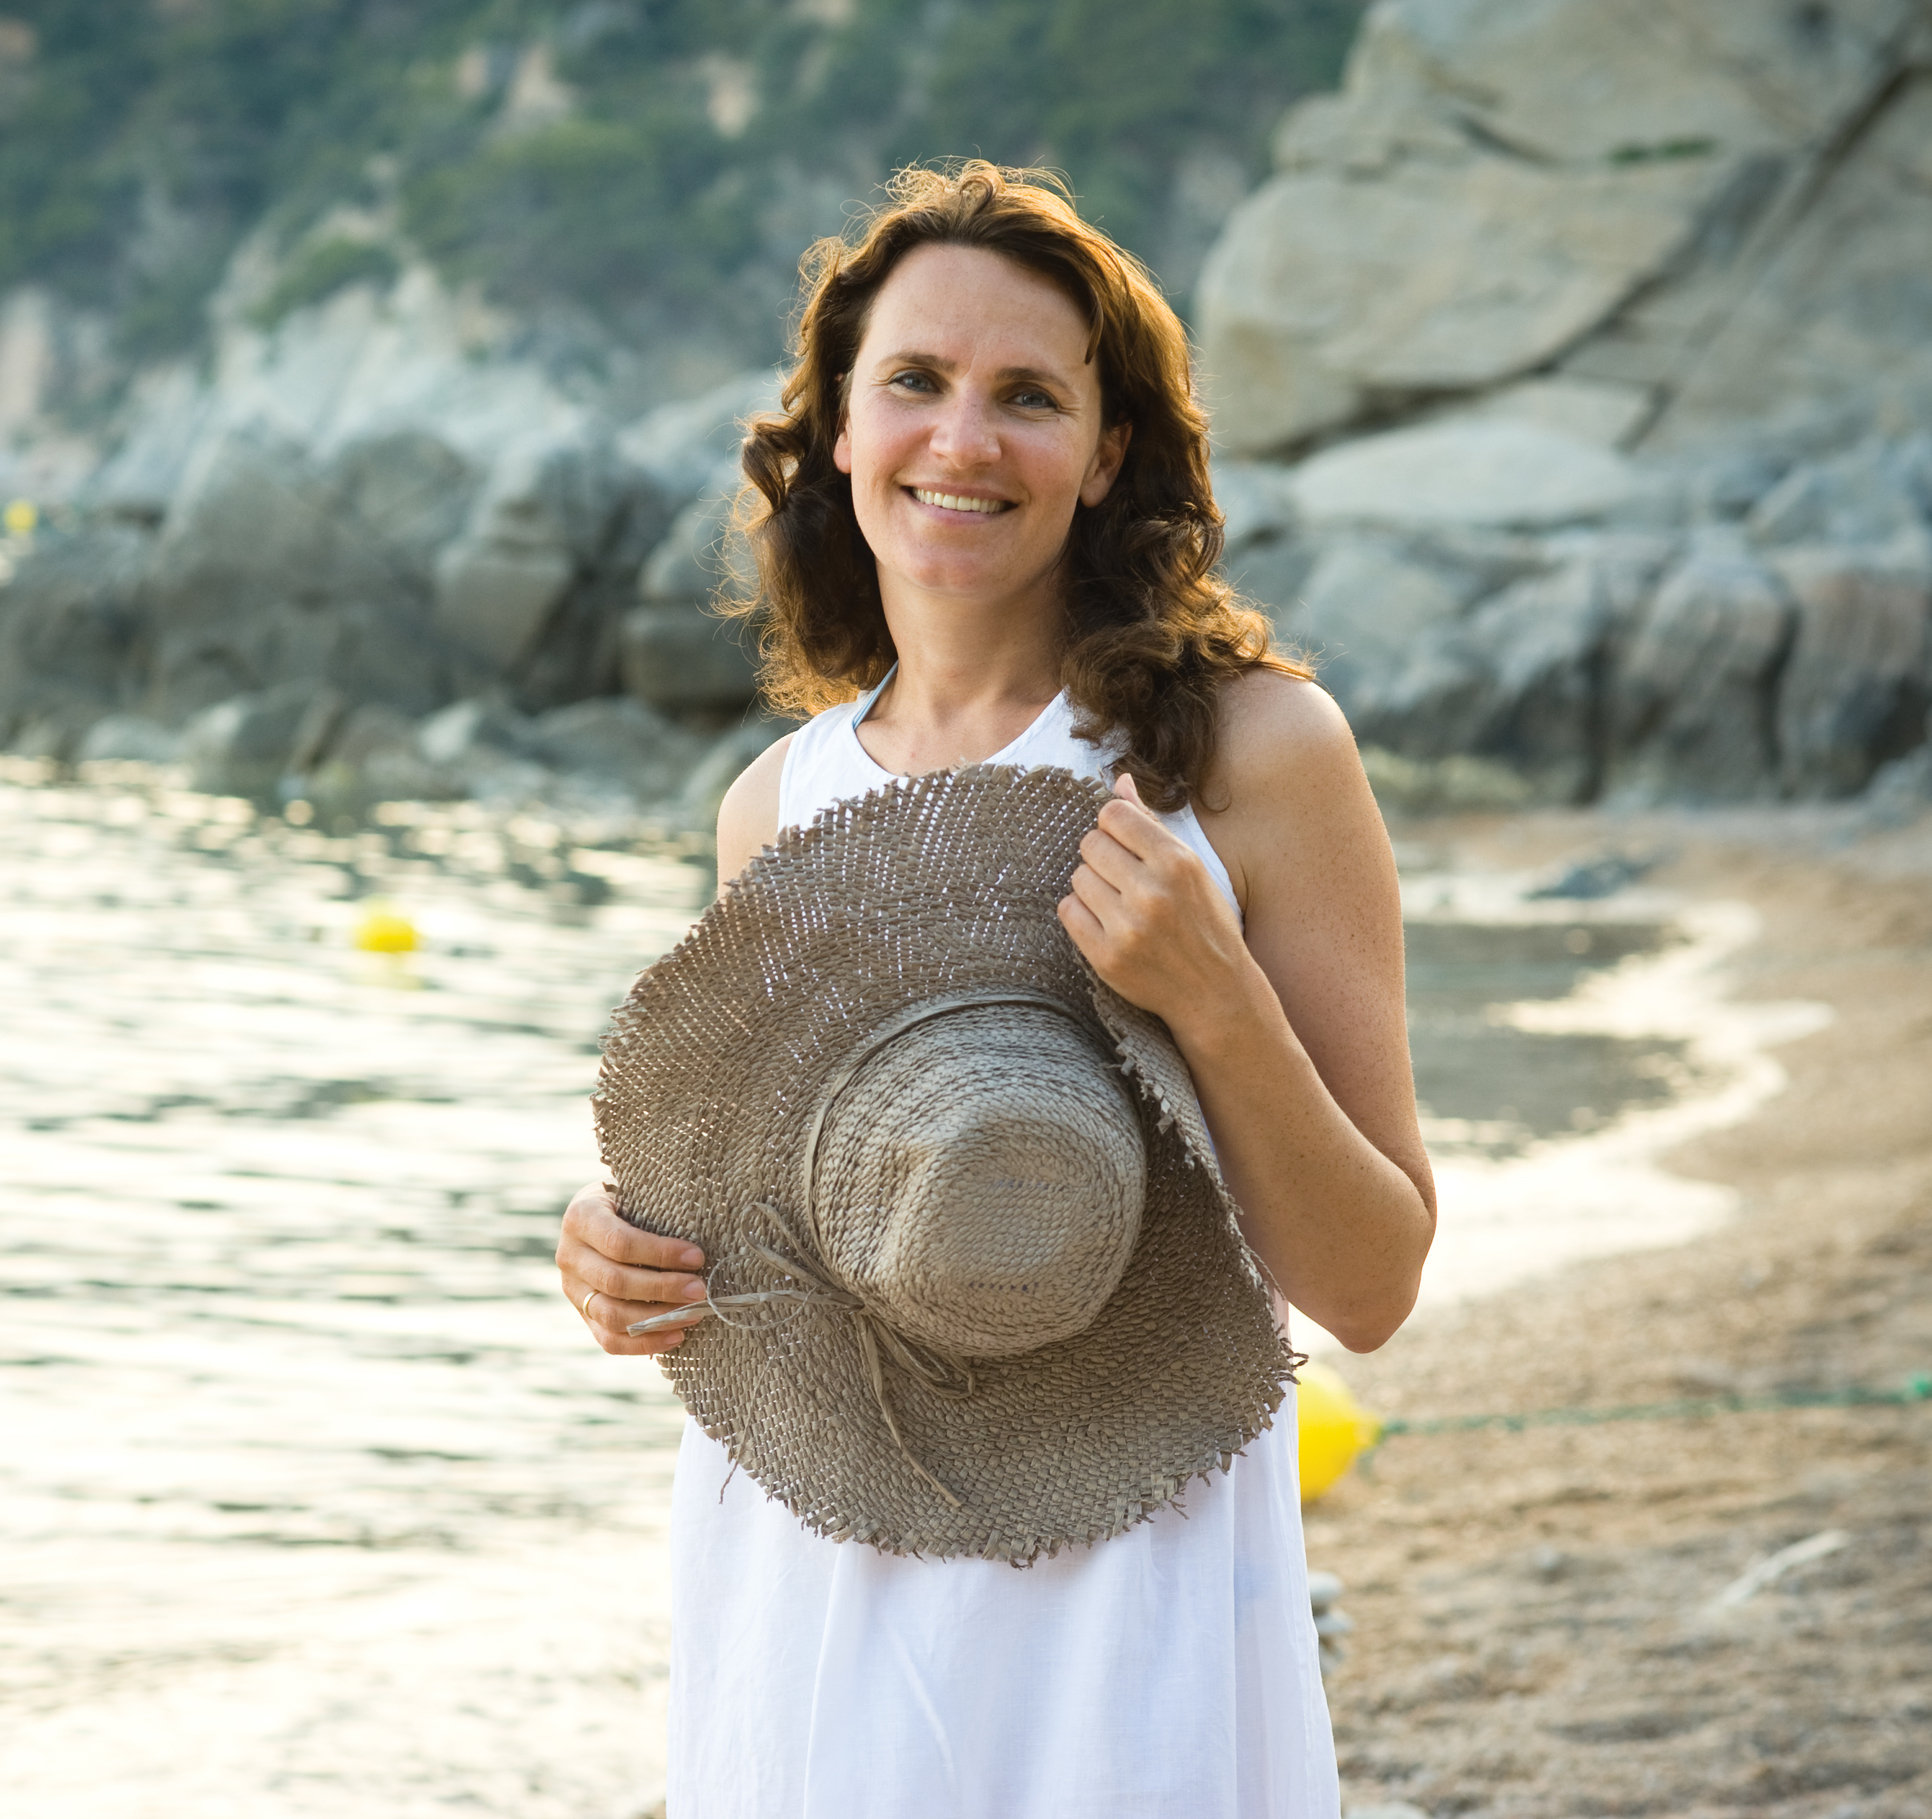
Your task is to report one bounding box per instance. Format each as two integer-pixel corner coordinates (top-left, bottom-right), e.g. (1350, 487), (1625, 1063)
(1056, 772), (1262, 1041)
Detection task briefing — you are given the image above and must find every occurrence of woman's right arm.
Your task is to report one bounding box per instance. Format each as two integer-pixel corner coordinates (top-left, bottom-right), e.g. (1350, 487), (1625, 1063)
(556, 734), (793, 1355)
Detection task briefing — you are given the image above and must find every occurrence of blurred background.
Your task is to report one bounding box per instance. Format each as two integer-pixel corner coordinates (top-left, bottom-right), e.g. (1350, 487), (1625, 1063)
(3, 4), (1930, 1816)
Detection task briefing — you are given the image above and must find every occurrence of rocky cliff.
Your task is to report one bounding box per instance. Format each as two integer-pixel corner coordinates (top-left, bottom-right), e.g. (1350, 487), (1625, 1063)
(1199, 0), (1932, 810)
(1, 0), (1929, 819)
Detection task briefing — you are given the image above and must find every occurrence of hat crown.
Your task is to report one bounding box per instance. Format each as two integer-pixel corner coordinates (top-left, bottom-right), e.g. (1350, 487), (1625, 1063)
(811, 1001), (1146, 1358)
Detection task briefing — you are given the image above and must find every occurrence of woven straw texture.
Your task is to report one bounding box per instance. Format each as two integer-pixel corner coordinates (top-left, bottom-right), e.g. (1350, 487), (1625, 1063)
(594, 764), (1294, 1564)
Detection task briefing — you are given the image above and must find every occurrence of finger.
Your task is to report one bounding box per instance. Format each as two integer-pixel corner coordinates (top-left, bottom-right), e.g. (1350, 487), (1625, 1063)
(1076, 826), (1142, 893)
(1067, 857), (1127, 915)
(559, 1230), (710, 1309)
(1095, 791), (1178, 860)
(1056, 890), (1107, 952)
(1113, 770), (1144, 806)
(581, 1290), (698, 1356)
(563, 1192), (705, 1271)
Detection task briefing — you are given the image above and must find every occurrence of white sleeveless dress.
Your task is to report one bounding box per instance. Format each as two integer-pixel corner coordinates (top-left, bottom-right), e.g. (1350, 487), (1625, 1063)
(664, 680), (1339, 1819)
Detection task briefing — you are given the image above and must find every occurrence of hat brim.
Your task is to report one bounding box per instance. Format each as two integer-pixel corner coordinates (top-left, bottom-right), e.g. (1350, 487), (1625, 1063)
(595, 764), (1293, 1563)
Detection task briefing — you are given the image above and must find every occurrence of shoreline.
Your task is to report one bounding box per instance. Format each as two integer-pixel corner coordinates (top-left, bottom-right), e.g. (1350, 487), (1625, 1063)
(1311, 805), (1932, 1819)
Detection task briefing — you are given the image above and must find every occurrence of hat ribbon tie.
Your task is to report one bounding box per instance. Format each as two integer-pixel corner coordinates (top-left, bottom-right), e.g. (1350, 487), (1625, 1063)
(634, 1199), (975, 1509)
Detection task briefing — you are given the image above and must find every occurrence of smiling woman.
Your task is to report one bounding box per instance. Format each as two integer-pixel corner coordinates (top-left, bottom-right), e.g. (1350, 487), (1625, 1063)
(732, 162), (1312, 812)
(556, 161), (1433, 1819)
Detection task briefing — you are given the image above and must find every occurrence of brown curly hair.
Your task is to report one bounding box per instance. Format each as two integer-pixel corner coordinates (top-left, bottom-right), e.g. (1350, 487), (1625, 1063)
(727, 160), (1309, 813)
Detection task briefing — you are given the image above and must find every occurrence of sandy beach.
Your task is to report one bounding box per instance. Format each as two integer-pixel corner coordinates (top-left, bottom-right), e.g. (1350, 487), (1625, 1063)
(3, 770), (1928, 1818)
(1314, 808), (1932, 1819)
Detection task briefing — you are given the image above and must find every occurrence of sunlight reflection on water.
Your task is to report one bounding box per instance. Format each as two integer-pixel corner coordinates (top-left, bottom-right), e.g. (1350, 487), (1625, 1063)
(1, 765), (1802, 1816)
(2, 766), (708, 1818)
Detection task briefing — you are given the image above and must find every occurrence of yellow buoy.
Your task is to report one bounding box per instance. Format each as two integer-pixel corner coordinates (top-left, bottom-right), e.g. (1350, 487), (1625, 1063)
(4, 498), (37, 538)
(353, 902), (419, 953)
(1296, 1360), (1383, 1503)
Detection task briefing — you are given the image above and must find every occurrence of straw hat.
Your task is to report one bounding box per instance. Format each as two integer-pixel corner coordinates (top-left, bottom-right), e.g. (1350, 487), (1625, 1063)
(594, 763), (1295, 1564)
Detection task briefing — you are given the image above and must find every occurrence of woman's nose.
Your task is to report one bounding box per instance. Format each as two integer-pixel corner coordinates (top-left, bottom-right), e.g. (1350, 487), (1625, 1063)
(927, 391), (1001, 466)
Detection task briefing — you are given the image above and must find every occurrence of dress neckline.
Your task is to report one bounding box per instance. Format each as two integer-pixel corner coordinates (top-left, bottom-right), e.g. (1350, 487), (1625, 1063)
(845, 663), (1069, 780)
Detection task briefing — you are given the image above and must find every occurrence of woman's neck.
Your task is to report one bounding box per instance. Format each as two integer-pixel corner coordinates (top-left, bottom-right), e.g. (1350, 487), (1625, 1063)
(860, 586), (1064, 775)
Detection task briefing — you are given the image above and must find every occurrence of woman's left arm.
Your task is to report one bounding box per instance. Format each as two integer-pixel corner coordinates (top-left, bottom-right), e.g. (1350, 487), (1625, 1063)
(1058, 671), (1434, 1352)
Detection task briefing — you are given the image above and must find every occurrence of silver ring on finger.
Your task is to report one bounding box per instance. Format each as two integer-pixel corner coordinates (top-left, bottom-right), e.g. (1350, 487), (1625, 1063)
(580, 1287), (600, 1322)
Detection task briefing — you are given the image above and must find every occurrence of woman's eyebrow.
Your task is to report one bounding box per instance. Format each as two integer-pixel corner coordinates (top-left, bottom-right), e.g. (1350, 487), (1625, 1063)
(873, 350), (1073, 389)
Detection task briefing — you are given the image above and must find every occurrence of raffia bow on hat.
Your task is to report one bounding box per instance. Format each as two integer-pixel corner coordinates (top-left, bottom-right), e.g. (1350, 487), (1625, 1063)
(594, 764), (1296, 1565)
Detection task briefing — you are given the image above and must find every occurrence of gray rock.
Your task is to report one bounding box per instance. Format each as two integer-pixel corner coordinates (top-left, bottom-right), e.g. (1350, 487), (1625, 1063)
(525, 695), (702, 800)
(1223, 535), (1318, 633)
(433, 435), (681, 703)
(298, 703), (458, 809)
(639, 450), (757, 606)
(1283, 538), (1467, 719)
(416, 696), (540, 769)
(141, 427), (459, 721)
(1452, 376), (1654, 449)
(1647, 70), (1932, 449)
(76, 714), (183, 764)
(1607, 531), (1793, 801)
(1771, 540), (1932, 797)
(621, 605), (761, 715)
(1210, 460), (1300, 553)
(1197, 0), (1923, 456)
(615, 369), (781, 502)
(1361, 555), (1620, 799)
(1863, 736), (1932, 824)
(5, 703), (106, 762)
(412, 696), (551, 803)
(0, 522), (152, 727)
(1198, 154), (1714, 453)
(1286, 422), (1639, 530)
(180, 682), (329, 796)
(326, 430), (481, 580)
(1748, 442), (1928, 548)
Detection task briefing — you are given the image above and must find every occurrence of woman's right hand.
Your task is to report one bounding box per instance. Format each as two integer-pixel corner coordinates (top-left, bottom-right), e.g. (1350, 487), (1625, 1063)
(557, 1181), (709, 1356)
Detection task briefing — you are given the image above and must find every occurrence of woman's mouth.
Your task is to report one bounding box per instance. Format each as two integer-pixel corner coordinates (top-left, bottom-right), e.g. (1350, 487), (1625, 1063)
(909, 488), (1013, 514)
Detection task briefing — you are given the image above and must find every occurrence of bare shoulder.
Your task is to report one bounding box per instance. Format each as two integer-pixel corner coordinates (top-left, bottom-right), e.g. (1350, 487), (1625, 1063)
(1197, 668), (1386, 910)
(715, 732), (793, 889)
(1210, 667), (1364, 808)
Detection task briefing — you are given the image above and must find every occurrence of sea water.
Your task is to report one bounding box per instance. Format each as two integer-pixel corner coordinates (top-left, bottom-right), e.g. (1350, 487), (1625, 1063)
(0, 763), (1822, 1816)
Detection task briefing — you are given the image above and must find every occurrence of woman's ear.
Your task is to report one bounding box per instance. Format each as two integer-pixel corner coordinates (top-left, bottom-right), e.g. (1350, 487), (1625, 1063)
(831, 373), (853, 475)
(1080, 420), (1132, 507)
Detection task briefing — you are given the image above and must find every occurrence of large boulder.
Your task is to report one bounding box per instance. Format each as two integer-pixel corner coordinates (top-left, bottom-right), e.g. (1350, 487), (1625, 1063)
(615, 369), (782, 501)
(432, 435), (681, 708)
(1196, 0), (1922, 455)
(1277, 538), (1467, 718)
(1356, 536), (1671, 798)
(620, 606), (761, 715)
(1606, 530), (1793, 802)
(0, 522), (152, 741)
(140, 425), (469, 721)
(1645, 71), (1932, 449)
(1285, 421), (1639, 529)
(1746, 440), (1929, 549)
(1198, 156), (1716, 453)
(1770, 540), (1932, 797)
(178, 681), (335, 796)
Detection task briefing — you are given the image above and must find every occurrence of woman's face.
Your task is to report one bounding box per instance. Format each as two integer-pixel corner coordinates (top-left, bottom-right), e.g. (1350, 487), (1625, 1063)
(834, 243), (1129, 618)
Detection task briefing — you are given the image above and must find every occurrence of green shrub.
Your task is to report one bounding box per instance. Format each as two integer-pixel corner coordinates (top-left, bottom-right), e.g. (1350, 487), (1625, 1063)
(248, 235), (401, 329)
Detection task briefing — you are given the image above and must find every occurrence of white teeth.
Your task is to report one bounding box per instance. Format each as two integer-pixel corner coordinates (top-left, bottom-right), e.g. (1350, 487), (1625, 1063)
(912, 489), (1008, 513)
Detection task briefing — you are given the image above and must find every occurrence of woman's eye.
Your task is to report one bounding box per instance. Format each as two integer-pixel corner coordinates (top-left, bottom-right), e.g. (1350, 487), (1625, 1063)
(889, 370), (937, 394)
(1011, 389), (1058, 411)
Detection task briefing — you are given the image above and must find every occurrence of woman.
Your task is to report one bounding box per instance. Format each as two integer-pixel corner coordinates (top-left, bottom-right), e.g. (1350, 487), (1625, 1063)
(557, 163), (1435, 1817)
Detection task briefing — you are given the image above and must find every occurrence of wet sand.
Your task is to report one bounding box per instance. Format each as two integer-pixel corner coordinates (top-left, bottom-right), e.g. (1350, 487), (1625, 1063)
(1317, 808), (1932, 1819)
(4, 763), (1928, 1817)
